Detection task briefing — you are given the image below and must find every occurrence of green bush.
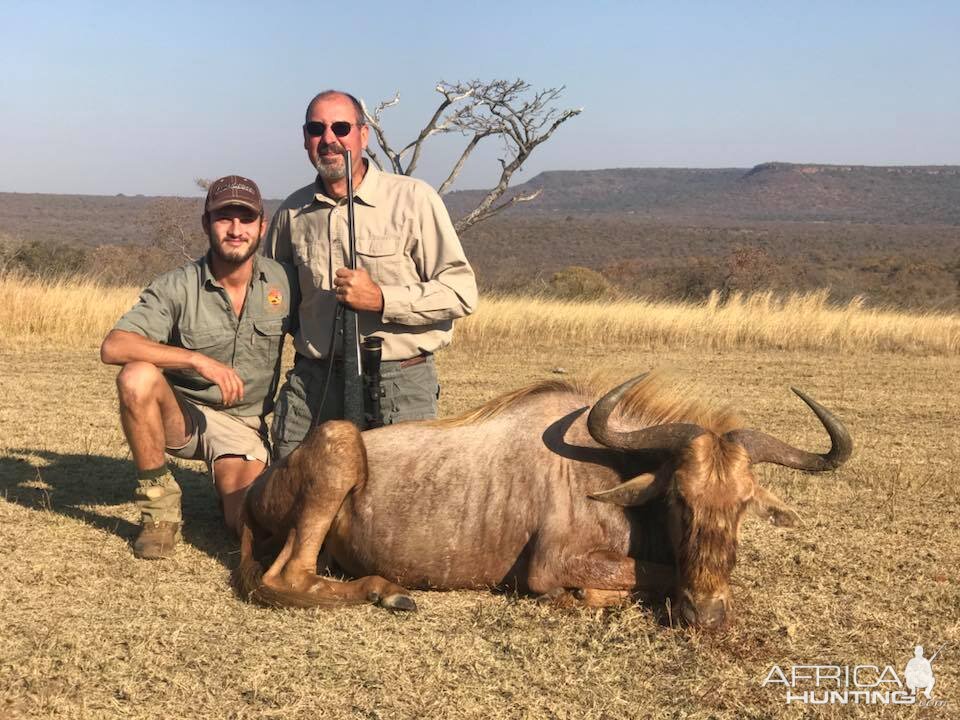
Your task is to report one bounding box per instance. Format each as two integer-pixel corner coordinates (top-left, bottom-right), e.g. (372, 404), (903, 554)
(0, 235), (89, 278)
(545, 265), (616, 299)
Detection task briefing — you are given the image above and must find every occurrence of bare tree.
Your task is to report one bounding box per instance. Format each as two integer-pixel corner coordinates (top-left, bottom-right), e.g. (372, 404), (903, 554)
(723, 245), (777, 296)
(0, 232), (22, 275)
(138, 179), (212, 263)
(363, 79), (581, 233)
(140, 197), (205, 262)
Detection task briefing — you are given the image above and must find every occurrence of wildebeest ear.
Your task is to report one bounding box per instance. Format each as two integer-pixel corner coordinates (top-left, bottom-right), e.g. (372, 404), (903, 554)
(588, 473), (659, 507)
(748, 485), (802, 527)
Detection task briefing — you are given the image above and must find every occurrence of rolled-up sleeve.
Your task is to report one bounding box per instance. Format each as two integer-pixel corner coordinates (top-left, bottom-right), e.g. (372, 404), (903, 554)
(113, 276), (179, 342)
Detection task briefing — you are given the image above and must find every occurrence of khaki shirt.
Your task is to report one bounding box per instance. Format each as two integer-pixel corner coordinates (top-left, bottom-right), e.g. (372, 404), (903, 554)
(113, 254), (297, 418)
(264, 162), (477, 362)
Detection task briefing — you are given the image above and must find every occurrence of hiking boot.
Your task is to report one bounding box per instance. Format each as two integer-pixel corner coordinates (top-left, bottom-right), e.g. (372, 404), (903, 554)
(133, 520), (181, 560)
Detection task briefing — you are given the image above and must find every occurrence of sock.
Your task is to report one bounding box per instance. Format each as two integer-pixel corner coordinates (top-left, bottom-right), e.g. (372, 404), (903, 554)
(137, 464), (172, 485)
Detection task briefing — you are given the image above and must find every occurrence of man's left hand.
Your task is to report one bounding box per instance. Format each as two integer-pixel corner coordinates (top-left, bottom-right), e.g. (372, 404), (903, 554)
(333, 268), (384, 312)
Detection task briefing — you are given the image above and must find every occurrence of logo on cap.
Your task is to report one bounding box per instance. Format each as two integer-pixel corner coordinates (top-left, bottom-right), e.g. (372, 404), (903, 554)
(205, 174), (263, 214)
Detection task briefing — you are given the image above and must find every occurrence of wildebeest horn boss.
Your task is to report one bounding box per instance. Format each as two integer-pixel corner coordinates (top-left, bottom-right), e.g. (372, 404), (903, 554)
(234, 373), (852, 628)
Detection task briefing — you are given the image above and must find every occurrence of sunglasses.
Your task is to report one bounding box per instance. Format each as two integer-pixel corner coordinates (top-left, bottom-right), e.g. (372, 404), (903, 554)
(303, 121), (357, 138)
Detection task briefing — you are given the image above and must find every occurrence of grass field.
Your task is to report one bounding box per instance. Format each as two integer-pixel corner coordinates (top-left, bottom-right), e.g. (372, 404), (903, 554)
(1, 276), (958, 718)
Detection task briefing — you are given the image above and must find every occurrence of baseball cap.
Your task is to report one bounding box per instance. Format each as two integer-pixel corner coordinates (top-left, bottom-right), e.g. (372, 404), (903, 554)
(205, 175), (263, 214)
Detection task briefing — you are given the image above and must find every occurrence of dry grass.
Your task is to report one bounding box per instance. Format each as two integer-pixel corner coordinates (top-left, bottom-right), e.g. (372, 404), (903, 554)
(2, 273), (959, 355)
(0, 273), (137, 347)
(461, 290), (960, 355)
(1, 277), (959, 718)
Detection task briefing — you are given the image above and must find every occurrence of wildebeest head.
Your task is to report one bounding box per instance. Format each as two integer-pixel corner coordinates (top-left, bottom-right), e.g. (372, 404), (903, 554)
(586, 375), (852, 629)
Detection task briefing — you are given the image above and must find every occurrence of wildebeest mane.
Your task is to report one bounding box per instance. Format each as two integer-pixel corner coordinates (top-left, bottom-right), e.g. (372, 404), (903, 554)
(430, 379), (574, 428)
(432, 372), (743, 434)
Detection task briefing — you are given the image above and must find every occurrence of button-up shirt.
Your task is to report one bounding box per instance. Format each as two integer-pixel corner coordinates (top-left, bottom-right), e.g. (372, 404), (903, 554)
(264, 162), (477, 362)
(113, 253), (297, 417)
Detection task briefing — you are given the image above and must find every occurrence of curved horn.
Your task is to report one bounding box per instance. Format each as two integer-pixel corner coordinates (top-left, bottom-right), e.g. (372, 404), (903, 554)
(725, 388), (853, 471)
(587, 374), (704, 452)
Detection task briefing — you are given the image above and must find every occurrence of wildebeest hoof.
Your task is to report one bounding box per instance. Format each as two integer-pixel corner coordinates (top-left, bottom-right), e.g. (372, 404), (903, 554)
(380, 593), (417, 611)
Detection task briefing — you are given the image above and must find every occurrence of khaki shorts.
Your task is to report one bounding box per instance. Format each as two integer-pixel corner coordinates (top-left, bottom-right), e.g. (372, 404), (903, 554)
(166, 398), (270, 474)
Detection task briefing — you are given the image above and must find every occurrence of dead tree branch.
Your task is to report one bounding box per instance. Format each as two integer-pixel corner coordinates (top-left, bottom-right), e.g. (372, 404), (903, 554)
(363, 84), (477, 176)
(362, 79), (581, 233)
(141, 197), (205, 263)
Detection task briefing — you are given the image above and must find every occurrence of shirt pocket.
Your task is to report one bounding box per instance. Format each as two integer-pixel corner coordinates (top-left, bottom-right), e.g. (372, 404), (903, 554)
(356, 234), (408, 285)
(175, 328), (235, 388)
(180, 328), (233, 355)
(289, 226), (312, 267)
(356, 234), (400, 258)
(251, 318), (285, 360)
(291, 222), (327, 287)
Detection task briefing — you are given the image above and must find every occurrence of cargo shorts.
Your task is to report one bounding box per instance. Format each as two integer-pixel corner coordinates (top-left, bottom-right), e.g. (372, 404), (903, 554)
(271, 352), (439, 460)
(166, 395), (270, 478)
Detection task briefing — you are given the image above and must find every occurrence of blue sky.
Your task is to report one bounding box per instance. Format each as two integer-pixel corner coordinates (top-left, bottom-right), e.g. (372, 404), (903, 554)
(1, 1), (957, 197)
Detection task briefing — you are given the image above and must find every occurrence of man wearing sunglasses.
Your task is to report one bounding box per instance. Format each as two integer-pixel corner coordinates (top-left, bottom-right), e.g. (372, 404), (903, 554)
(265, 89), (477, 459)
(101, 176), (297, 559)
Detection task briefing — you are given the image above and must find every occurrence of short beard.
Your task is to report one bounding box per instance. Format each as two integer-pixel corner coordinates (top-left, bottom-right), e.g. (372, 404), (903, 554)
(316, 157), (346, 181)
(208, 233), (261, 265)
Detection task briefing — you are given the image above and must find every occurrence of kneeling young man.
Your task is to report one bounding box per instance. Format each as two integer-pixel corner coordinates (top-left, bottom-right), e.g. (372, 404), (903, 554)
(101, 176), (297, 559)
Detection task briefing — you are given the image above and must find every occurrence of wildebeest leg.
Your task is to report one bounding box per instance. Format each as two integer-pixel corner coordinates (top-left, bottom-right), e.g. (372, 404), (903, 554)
(237, 422), (415, 610)
(260, 527), (415, 610)
(529, 549), (674, 608)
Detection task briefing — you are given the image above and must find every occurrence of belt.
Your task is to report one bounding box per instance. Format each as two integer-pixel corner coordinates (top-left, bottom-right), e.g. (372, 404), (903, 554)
(399, 353), (430, 369)
(297, 352), (430, 368)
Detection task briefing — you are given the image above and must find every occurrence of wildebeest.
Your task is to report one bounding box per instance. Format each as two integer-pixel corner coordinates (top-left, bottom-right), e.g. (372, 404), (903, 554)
(235, 373), (851, 627)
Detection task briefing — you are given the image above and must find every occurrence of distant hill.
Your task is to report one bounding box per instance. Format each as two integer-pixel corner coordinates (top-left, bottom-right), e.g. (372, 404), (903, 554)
(2, 163), (959, 310)
(2, 163), (958, 248)
(0, 193), (283, 247)
(445, 163), (960, 224)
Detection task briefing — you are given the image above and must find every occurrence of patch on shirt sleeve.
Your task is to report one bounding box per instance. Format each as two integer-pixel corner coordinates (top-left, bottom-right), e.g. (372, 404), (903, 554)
(266, 287), (283, 307)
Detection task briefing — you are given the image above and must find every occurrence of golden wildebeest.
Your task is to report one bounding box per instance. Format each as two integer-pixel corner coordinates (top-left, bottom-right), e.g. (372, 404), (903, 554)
(235, 374), (852, 628)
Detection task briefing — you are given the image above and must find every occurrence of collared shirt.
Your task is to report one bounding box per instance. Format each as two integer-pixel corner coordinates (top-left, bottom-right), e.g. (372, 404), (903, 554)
(113, 253), (298, 418)
(264, 162), (478, 362)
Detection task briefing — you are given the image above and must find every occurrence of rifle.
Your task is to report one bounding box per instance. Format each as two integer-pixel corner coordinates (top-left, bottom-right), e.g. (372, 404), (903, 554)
(309, 150), (384, 432)
(929, 643), (948, 663)
(361, 335), (383, 429)
(341, 150), (383, 430)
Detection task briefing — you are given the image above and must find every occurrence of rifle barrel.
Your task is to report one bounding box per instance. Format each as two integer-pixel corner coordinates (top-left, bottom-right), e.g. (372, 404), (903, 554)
(341, 149), (364, 426)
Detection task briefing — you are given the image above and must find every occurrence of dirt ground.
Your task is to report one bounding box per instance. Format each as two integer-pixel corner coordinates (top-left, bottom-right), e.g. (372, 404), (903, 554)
(1, 338), (957, 719)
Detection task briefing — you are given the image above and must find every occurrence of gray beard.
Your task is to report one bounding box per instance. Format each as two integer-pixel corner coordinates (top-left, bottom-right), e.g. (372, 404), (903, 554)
(316, 158), (346, 181)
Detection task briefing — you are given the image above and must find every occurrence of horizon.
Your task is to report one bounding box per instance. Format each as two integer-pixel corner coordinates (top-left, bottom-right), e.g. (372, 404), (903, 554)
(3, 159), (960, 200)
(3, 2), (958, 198)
